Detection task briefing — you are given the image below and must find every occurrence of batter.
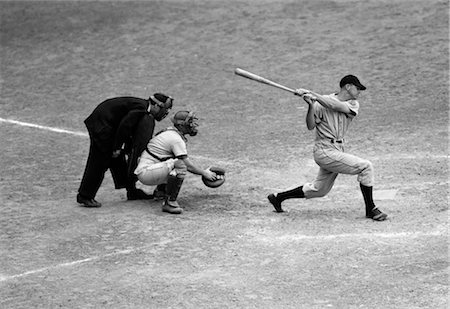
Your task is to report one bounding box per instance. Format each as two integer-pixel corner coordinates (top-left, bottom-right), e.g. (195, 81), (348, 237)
(267, 75), (388, 221)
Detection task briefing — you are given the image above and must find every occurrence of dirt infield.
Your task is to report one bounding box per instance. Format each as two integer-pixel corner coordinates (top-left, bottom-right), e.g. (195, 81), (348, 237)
(0, 1), (448, 308)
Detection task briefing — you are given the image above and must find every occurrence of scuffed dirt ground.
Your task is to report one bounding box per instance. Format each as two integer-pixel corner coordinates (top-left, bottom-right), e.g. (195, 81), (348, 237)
(0, 1), (448, 308)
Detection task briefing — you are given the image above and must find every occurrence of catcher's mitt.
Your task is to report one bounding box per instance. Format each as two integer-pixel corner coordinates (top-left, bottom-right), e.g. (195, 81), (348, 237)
(202, 166), (226, 188)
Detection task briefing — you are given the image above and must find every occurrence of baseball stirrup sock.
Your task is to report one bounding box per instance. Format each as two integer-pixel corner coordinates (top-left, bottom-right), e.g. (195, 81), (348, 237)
(360, 184), (375, 214)
(277, 186), (305, 202)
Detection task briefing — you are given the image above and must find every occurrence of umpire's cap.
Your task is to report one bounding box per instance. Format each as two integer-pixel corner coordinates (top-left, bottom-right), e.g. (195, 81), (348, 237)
(149, 93), (173, 109)
(340, 75), (366, 90)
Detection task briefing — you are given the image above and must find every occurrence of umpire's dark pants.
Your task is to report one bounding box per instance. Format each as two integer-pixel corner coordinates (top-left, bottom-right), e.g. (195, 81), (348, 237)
(78, 140), (128, 200)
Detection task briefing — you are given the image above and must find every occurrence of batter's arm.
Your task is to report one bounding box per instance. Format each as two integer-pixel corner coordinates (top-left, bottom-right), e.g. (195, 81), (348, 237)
(304, 96), (316, 130)
(308, 92), (352, 114)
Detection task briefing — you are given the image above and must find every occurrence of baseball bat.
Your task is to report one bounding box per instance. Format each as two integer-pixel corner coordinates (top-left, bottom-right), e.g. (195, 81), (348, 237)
(234, 68), (299, 95)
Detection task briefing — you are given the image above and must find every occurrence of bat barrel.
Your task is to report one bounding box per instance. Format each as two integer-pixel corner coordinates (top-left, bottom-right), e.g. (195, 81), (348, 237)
(234, 68), (297, 94)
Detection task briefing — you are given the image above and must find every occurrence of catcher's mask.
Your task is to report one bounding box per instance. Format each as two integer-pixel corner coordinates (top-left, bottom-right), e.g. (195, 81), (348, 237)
(150, 93), (173, 121)
(171, 111), (199, 136)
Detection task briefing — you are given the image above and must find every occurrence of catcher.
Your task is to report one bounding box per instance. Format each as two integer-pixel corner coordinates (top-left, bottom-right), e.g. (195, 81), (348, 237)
(134, 110), (222, 214)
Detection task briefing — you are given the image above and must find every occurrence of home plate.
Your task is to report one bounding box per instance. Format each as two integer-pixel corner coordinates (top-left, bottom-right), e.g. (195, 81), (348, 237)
(373, 189), (398, 200)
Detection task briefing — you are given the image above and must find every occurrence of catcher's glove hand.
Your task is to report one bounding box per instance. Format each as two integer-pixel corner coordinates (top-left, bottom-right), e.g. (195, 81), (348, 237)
(202, 166), (226, 188)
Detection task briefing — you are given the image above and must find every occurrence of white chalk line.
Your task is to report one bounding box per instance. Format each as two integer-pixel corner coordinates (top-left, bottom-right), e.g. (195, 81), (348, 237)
(261, 230), (445, 242)
(0, 238), (174, 283)
(0, 117), (228, 164)
(0, 229), (444, 283)
(0, 117), (88, 137)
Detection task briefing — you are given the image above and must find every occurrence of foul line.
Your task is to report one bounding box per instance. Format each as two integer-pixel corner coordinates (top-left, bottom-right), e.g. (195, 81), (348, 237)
(0, 117), (88, 137)
(0, 238), (173, 283)
(0, 117), (232, 164)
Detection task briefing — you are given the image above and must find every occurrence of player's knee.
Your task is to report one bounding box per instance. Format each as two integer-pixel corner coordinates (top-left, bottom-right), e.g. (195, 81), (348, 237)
(303, 183), (332, 198)
(358, 160), (374, 186)
(357, 160), (373, 175)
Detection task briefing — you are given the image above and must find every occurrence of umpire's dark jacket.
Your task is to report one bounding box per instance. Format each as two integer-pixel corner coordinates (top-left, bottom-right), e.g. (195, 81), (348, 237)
(85, 96), (153, 154)
(79, 97), (155, 196)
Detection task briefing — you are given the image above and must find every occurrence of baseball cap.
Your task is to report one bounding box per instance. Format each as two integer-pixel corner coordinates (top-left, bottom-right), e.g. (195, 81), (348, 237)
(339, 75), (366, 90)
(149, 93), (173, 108)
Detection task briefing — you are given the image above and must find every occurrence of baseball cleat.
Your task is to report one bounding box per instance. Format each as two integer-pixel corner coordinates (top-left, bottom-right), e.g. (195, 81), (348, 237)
(366, 207), (387, 221)
(77, 194), (102, 208)
(162, 200), (183, 214)
(267, 194), (284, 213)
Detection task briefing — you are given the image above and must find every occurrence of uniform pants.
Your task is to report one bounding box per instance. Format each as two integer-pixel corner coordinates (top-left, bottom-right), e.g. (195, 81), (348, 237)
(78, 140), (128, 199)
(126, 115), (155, 190)
(303, 141), (374, 199)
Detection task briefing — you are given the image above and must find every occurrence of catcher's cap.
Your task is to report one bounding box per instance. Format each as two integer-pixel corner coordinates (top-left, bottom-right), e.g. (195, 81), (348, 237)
(340, 75), (366, 90)
(171, 110), (198, 136)
(171, 111), (197, 125)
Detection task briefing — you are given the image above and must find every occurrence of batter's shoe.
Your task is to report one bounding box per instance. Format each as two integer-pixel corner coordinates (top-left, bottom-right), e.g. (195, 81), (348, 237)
(162, 200), (183, 214)
(268, 194), (284, 213)
(366, 207), (388, 221)
(127, 189), (153, 200)
(77, 194), (102, 208)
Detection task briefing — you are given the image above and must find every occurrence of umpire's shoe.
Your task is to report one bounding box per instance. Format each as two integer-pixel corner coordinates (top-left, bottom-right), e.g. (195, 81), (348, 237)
(267, 194), (284, 213)
(77, 194), (102, 208)
(366, 207), (388, 221)
(127, 189), (154, 200)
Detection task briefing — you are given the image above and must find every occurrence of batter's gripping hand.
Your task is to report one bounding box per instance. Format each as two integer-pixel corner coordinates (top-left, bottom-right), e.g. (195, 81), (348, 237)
(295, 88), (310, 96)
(303, 93), (317, 104)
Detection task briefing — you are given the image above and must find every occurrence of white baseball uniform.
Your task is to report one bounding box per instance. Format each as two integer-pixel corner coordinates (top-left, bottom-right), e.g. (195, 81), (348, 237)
(302, 93), (374, 199)
(134, 127), (187, 185)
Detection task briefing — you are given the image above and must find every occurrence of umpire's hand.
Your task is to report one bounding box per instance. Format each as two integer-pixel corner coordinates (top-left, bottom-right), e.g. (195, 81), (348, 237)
(112, 149), (122, 158)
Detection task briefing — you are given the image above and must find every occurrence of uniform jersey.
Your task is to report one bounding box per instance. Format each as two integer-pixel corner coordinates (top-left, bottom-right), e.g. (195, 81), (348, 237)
(148, 128), (188, 160)
(313, 93), (359, 142)
(134, 127), (187, 176)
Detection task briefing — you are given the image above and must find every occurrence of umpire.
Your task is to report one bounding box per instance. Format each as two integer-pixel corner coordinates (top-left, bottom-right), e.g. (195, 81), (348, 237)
(77, 93), (173, 207)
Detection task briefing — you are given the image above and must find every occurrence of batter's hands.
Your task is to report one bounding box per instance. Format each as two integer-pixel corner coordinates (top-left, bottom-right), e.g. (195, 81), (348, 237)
(303, 93), (317, 105)
(295, 88), (310, 96)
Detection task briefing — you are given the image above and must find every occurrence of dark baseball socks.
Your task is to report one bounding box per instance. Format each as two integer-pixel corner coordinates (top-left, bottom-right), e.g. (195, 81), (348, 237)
(275, 186), (305, 202)
(359, 184), (388, 220)
(359, 184), (375, 216)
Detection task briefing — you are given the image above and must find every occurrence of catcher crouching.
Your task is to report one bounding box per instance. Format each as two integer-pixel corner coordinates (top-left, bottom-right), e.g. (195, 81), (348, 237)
(134, 110), (223, 214)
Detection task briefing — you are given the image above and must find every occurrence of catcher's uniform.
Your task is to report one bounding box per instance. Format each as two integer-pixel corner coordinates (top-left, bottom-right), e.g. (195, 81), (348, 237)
(302, 93), (374, 198)
(134, 127), (187, 185)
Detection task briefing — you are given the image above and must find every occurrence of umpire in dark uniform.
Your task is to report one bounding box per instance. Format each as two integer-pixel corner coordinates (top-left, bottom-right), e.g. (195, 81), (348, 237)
(77, 93), (173, 207)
